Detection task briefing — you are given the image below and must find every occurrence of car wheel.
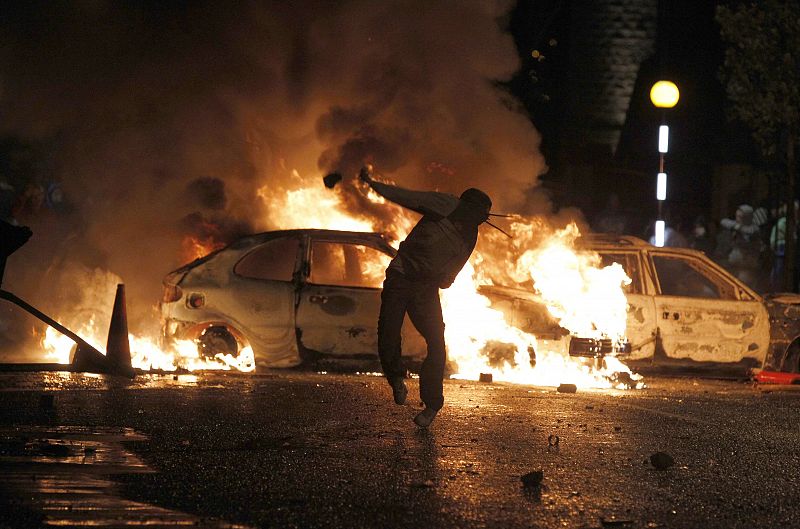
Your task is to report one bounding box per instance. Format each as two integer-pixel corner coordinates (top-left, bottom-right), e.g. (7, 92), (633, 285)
(197, 326), (239, 359)
(782, 338), (800, 373)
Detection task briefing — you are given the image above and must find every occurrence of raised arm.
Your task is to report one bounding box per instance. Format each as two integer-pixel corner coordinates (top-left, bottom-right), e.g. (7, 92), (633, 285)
(360, 170), (458, 217)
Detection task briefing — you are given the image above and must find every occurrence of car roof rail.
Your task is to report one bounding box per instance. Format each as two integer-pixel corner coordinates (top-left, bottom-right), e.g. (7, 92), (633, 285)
(577, 233), (650, 247)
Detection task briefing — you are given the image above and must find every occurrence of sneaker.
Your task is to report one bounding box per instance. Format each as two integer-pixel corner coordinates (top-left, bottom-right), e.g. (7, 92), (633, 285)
(413, 407), (438, 428)
(389, 377), (408, 405)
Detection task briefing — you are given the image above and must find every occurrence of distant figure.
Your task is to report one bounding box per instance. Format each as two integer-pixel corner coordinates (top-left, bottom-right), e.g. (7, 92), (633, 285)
(717, 204), (764, 287)
(595, 193), (627, 235)
(360, 167), (492, 428)
(688, 216), (714, 255)
(770, 210), (786, 291)
(769, 201), (798, 291)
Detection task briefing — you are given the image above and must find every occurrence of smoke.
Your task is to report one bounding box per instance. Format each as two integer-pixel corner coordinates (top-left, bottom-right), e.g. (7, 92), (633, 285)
(0, 1), (547, 333)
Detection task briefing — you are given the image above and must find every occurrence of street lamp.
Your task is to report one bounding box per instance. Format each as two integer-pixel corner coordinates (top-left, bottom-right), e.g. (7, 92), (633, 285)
(650, 80), (679, 247)
(650, 80), (680, 109)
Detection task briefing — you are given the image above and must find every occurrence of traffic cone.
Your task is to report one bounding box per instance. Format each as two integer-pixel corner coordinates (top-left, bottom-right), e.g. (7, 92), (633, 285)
(106, 284), (135, 378)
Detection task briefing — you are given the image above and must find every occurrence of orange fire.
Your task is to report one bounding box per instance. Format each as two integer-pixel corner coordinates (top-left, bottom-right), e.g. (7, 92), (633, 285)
(444, 224), (639, 388)
(39, 169), (641, 388)
(42, 321), (255, 373)
(181, 235), (225, 264)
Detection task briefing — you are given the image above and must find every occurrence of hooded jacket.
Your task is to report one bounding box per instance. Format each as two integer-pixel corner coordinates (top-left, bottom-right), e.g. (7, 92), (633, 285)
(367, 180), (482, 288)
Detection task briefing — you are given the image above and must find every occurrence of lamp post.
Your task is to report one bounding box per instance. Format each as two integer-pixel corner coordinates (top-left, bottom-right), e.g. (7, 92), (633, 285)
(649, 80), (679, 247)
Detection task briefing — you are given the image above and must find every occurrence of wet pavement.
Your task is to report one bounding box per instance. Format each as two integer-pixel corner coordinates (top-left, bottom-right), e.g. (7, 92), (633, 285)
(0, 370), (798, 529)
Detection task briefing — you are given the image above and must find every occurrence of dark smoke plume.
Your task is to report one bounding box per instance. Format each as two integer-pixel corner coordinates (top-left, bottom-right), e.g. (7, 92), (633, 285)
(0, 1), (547, 338)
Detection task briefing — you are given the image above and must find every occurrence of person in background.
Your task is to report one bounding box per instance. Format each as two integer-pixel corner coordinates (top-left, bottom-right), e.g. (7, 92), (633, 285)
(688, 215), (714, 255)
(359, 167), (493, 428)
(769, 201), (799, 291)
(718, 204), (765, 288)
(770, 206), (786, 291)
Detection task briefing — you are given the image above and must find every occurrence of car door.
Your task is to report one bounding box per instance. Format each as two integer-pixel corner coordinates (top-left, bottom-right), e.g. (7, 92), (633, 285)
(226, 234), (302, 366)
(596, 250), (657, 360)
(648, 250), (769, 365)
(295, 236), (425, 356)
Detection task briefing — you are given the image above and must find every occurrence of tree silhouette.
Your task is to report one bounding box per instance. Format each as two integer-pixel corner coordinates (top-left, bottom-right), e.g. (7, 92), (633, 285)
(717, 0), (800, 291)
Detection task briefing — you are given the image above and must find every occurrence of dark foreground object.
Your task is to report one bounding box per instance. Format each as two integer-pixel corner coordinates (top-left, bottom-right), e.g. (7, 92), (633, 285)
(0, 372), (799, 529)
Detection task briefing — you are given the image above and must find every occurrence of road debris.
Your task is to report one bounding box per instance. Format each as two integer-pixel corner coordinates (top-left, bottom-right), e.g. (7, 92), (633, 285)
(754, 370), (800, 385)
(557, 383), (577, 393)
(608, 371), (636, 389)
(650, 451), (675, 470)
(520, 469), (543, 487)
(601, 516), (634, 526)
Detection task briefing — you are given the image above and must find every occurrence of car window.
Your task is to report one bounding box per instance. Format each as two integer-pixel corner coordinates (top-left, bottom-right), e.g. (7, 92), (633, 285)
(310, 241), (392, 288)
(234, 236), (300, 281)
(652, 254), (738, 300)
(598, 252), (642, 294)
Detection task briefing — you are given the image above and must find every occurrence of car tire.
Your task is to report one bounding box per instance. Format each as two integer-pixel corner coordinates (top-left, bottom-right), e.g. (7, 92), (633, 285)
(197, 326), (239, 359)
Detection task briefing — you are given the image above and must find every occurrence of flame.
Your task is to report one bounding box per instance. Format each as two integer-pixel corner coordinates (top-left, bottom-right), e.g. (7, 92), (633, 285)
(41, 314), (255, 373)
(257, 170), (414, 242)
(181, 235), (225, 263)
(131, 338), (255, 372)
(444, 226), (642, 389)
(516, 223), (630, 342)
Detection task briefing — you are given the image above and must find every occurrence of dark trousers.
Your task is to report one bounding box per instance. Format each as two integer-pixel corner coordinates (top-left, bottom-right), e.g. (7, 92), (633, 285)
(378, 269), (446, 411)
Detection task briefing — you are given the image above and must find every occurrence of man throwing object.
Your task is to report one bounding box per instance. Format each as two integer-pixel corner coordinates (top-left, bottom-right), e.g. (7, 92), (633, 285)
(360, 167), (492, 427)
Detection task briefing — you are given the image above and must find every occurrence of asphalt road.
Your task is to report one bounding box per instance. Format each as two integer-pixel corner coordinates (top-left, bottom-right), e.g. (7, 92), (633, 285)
(0, 370), (798, 529)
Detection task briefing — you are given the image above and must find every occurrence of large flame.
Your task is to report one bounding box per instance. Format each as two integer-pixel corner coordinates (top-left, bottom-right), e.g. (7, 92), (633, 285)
(37, 169), (640, 388)
(445, 226), (640, 389)
(515, 223), (630, 342)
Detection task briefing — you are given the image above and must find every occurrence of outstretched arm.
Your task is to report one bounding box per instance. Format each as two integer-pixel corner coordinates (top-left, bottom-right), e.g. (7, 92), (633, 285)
(360, 169), (458, 217)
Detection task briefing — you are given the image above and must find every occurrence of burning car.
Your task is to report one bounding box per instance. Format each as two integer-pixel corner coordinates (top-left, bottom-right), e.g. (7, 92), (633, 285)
(159, 228), (799, 379)
(160, 228), (562, 372)
(161, 229), (419, 368)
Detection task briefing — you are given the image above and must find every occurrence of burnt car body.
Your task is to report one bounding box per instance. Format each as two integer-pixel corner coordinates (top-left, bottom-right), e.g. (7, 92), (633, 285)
(161, 230), (423, 368)
(570, 235), (800, 375)
(160, 230), (800, 375)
